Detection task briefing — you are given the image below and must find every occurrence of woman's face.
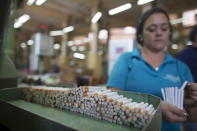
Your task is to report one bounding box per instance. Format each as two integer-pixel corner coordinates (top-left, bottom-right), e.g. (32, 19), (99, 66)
(142, 13), (170, 52)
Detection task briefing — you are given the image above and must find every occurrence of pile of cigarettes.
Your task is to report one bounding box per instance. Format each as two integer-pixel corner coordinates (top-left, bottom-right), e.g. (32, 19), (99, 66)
(161, 81), (188, 109)
(21, 86), (156, 129)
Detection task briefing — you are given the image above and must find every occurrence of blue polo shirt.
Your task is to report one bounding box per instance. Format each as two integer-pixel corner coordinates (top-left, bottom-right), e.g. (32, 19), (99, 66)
(107, 48), (194, 131)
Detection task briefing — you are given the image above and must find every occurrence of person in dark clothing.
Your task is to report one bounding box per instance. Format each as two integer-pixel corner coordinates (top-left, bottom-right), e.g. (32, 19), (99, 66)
(176, 25), (197, 131)
(176, 26), (197, 82)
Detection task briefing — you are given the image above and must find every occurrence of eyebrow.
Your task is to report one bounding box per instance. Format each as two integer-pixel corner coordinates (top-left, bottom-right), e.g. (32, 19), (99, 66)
(147, 23), (169, 27)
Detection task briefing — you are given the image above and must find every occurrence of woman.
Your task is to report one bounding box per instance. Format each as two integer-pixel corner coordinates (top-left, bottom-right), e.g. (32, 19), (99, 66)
(107, 8), (197, 131)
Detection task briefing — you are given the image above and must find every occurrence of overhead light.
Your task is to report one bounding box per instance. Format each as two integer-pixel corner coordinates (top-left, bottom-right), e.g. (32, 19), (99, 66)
(108, 3), (132, 15)
(53, 43), (60, 50)
(91, 12), (102, 23)
(50, 26), (74, 36)
(137, 0), (154, 5)
(73, 53), (85, 59)
(170, 18), (183, 25)
(71, 46), (77, 51)
(18, 14), (30, 23)
(27, 40), (34, 45)
(14, 14), (30, 29)
(14, 21), (22, 28)
(78, 46), (86, 51)
(35, 0), (47, 6)
(63, 26), (74, 33)
(20, 43), (27, 48)
(26, 0), (35, 6)
(98, 29), (108, 39)
(49, 30), (64, 36)
(67, 41), (74, 46)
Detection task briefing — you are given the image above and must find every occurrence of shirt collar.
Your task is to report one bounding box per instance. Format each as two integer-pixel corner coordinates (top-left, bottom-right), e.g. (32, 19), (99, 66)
(130, 48), (142, 59)
(131, 48), (175, 63)
(164, 52), (176, 63)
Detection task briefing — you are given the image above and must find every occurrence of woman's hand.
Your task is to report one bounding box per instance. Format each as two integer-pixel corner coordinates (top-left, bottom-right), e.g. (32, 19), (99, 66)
(185, 83), (197, 101)
(161, 101), (187, 123)
(184, 83), (197, 122)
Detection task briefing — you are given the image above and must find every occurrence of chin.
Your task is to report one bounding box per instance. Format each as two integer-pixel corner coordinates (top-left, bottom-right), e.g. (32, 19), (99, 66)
(151, 49), (164, 52)
(154, 43), (167, 50)
(151, 46), (166, 52)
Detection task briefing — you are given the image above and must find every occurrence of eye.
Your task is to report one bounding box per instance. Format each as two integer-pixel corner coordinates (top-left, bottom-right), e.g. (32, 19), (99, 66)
(161, 25), (170, 32)
(146, 26), (156, 32)
(161, 27), (169, 32)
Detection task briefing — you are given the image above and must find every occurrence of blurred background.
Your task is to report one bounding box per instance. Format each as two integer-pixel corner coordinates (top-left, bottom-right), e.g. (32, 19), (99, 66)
(7, 0), (197, 87)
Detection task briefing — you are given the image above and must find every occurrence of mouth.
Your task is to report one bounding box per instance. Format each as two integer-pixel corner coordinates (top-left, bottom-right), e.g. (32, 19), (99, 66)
(154, 39), (164, 42)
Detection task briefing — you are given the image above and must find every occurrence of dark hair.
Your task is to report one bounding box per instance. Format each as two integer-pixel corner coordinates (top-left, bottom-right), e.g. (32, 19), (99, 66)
(190, 26), (197, 43)
(136, 7), (173, 45)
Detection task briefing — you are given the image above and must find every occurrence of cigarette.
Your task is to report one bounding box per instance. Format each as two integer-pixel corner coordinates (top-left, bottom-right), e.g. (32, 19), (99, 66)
(177, 89), (181, 109)
(21, 86), (156, 129)
(170, 87), (174, 106)
(181, 81), (188, 90)
(161, 88), (166, 100)
(180, 89), (184, 109)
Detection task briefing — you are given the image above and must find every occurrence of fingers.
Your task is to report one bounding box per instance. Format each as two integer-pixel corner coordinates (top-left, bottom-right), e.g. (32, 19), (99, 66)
(186, 83), (197, 101)
(171, 114), (187, 123)
(190, 91), (197, 96)
(191, 95), (197, 101)
(170, 105), (187, 117)
(161, 101), (187, 123)
(187, 83), (197, 91)
(165, 111), (187, 123)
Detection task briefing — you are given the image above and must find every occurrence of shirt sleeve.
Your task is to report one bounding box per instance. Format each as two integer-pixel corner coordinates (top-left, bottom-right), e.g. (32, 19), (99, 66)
(106, 53), (130, 90)
(177, 60), (194, 83)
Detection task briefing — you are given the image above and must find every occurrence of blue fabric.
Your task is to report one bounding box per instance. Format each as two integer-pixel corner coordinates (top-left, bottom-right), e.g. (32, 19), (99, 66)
(184, 122), (197, 131)
(162, 121), (180, 131)
(107, 48), (194, 131)
(176, 45), (197, 82)
(176, 45), (197, 131)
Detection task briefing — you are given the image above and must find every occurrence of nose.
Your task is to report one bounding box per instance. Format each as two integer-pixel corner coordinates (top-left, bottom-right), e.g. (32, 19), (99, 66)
(155, 28), (162, 37)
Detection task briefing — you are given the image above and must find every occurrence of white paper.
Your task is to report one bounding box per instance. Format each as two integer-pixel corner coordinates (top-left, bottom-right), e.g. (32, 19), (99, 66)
(161, 88), (166, 100)
(181, 81), (188, 90)
(174, 87), (178, 107)
(161, 85), (185, 109)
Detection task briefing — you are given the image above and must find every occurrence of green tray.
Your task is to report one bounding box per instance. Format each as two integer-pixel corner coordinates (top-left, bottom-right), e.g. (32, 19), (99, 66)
(0, 87), (161, 131)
